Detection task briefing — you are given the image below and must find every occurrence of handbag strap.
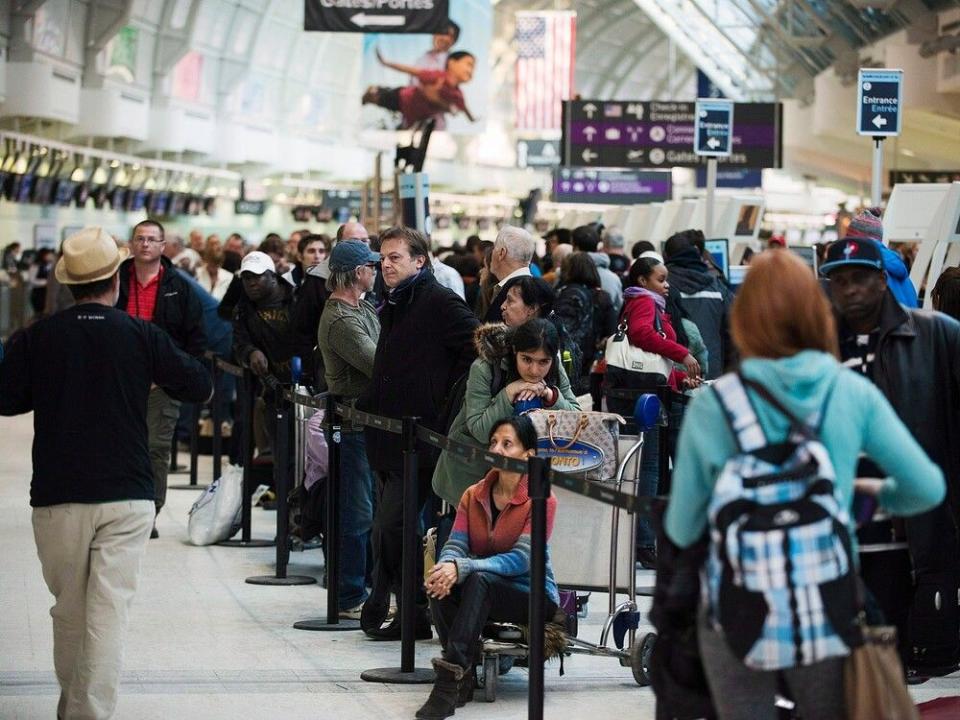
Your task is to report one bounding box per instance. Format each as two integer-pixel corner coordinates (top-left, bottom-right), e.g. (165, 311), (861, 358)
(547, 414), (589, 450)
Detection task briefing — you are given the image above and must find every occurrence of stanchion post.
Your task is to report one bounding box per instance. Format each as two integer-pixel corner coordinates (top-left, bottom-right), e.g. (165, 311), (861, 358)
(293, 394), (360, 631)
(527, 455), (551, 720)
(189, 401), (199, 486)
(246, 383), (316, 585)
(211, 360), (223, 481)
(218, 368), (275, 548)
(360, 415), (434, 683)
(169, 431), (179, 472)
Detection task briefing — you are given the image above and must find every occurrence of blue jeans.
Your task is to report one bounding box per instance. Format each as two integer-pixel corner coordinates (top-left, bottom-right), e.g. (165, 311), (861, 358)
(637, 423), (659, 548)
(336, 431), (375, 609)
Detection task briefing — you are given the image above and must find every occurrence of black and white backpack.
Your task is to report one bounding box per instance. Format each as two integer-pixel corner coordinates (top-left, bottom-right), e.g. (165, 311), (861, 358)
(706, 373), (859, 670)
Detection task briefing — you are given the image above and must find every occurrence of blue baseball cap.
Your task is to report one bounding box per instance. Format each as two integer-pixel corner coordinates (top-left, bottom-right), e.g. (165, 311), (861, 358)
(328, 240), (380, 271)
(819, 238), (884, 276)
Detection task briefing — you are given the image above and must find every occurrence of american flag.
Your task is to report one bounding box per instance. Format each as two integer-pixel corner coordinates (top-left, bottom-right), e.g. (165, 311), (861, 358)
(515, 11), (577, 132)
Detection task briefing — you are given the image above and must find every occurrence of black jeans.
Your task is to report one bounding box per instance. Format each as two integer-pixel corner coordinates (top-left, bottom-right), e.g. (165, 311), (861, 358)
(372, 467), (434, 607)
(431, 571), (557, 669)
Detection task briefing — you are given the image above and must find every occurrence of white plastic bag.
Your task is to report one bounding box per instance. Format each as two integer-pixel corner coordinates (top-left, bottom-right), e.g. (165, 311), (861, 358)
(187, 464), (243, 546)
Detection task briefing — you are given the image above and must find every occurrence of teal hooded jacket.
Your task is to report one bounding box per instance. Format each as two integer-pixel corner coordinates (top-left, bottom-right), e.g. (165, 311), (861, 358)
(665, 350), (945, 548)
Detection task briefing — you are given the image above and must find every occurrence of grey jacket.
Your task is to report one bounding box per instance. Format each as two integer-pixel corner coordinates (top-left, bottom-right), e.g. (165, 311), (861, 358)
(588, 252), (624, 313)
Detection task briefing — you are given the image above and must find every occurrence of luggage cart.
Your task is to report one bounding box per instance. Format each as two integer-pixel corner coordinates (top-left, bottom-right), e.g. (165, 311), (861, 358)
(478, 395), (661, 701)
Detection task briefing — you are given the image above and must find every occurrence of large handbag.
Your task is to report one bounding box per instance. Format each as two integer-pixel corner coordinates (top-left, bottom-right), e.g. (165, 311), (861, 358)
(604, 309), (672, 387)
(527, 409), (624, 481)
(844, 623), (918, 720)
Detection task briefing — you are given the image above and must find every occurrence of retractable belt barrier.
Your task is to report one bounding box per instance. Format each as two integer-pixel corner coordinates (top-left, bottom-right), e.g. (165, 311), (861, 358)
(205, 357), (660, 714)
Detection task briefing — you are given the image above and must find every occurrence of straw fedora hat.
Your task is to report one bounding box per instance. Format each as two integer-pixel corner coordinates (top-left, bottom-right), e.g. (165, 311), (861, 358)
(55, 227), (129, 285)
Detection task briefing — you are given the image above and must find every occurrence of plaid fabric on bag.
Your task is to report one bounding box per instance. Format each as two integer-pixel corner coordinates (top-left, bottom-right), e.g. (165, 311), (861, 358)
(705, 374), (856, 671)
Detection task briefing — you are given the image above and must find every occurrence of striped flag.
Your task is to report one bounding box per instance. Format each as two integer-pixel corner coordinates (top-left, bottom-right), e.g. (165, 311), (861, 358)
(515, 11), (577, 132)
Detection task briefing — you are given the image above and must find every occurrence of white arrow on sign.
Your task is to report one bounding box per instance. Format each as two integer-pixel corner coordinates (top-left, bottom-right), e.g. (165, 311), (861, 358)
(582, 149), (599, 163)
(583, 103), (598, 119)
(706, 137), (721, 149)
(350, 13), (406, 27)
(583, 126), (597, 141)
(872, 114), (888, 129)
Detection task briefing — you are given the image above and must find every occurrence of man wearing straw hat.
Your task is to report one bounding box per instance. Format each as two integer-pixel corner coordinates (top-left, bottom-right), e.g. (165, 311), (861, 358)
(0, 227), (211, 719)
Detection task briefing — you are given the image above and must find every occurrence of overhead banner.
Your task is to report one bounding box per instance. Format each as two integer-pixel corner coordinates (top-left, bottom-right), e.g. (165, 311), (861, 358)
(359, 0), (491, 134)
(304, 0), (450, 34)
(553, 168), (672, 205)
(561, 100), (783, 169)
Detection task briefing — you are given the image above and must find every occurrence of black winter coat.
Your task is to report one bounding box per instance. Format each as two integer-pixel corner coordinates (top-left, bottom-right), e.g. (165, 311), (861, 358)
(835, 290), (960, 572)
(362, 271), (479, 472)
(116, 256), (205, 356)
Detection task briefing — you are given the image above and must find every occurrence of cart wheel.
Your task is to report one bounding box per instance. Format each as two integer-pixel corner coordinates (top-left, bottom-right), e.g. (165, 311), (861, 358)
(483, 654), (499, 702)
(631, 632), (656, 686)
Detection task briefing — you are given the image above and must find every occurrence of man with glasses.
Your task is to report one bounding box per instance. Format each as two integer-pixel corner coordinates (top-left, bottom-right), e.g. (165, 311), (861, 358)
(117, 219), (205, 537)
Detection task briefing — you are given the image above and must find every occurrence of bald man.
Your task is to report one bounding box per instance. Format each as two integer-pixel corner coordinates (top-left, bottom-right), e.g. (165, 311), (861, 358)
(292, 223), (373, 342)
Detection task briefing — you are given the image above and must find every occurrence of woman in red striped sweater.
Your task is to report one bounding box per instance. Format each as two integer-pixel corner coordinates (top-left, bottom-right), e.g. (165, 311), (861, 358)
(416, 415), (559, 719)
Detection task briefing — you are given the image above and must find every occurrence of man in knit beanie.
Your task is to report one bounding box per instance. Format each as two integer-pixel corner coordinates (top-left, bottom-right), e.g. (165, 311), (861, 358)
(843, 207), (919, 307)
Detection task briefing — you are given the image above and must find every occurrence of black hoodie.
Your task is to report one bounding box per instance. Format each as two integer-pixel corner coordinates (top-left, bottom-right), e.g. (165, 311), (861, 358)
(665, 248), (734, 379)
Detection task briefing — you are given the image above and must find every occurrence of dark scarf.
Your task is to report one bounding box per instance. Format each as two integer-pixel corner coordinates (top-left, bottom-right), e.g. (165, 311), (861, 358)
(383, 267), (430, 309)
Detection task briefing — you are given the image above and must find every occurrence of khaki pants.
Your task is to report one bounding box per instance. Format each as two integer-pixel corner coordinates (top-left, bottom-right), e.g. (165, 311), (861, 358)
(146, 386), (181, 514)
(33, 500), (154, 720)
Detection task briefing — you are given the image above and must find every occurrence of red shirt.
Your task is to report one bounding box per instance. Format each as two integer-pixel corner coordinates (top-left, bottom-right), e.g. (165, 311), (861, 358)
(127, 265), (163, 322)
(399, 70), (466, 124)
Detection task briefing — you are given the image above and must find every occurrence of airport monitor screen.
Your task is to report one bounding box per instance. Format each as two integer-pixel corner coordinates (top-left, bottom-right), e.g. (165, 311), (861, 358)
(790, 245), (817, 274)
(735, 204), (761, 236)
(705, 239), (730, 280)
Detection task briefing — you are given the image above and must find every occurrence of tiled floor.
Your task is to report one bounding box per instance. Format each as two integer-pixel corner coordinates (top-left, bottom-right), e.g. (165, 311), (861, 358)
(1, 411), (957, 719)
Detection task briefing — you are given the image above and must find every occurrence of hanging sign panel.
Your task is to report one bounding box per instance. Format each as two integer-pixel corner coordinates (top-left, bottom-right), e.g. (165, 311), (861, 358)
(561, 100), (782, 169)
(304, 0), (450, 34)
(553, 168), (672, 205)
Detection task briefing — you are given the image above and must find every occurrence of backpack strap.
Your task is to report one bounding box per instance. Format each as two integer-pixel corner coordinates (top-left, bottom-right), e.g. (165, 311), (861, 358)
(712, 374), (767, 452)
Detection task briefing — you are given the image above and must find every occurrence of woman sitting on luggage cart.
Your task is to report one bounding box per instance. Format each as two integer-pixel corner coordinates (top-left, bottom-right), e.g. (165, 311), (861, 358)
(664, 250), (945, 720)
(417, 415), (559, 720)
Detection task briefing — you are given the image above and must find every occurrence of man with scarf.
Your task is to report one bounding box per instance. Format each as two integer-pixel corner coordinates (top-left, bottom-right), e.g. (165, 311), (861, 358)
(663, 230), (734, 380)
(360, 226), (479, 639)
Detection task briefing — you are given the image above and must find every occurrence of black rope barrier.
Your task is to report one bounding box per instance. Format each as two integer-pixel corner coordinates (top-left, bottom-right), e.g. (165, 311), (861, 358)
(293, 393), (361, 632)
(360, 416), (435, 685)
(218, 365), (275, 548)
(246, 385), (316, 586)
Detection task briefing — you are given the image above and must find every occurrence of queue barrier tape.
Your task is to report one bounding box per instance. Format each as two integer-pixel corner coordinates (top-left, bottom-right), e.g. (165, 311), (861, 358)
(223, 368), (647, 515)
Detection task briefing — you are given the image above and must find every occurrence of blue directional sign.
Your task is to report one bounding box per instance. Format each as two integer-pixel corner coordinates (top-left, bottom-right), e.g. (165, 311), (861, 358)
(694, 99), (734, 157)
(857, 68), (903, 137)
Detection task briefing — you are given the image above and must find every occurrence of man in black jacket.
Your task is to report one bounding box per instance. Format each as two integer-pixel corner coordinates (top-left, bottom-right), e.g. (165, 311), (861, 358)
(116, 219), (205, 535)
(362, 226), (479, 638)
(822, 238), (960, 678)
(0, 227), (211, 719)
(663, 230), (734, 379)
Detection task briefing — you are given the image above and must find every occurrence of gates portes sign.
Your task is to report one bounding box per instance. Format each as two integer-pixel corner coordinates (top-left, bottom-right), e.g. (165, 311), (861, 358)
(304, 0), (450, 34)
(694, 98), (734, 157)
(561, 100), (782, 169)
(856, 68), (903, 137)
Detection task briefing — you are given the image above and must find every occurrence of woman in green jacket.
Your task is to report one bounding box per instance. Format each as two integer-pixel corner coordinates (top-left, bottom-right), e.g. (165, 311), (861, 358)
(432, 318), (580, 507)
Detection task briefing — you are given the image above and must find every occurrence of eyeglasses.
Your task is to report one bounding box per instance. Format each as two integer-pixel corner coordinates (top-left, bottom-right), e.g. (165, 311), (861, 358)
(364, 262), (378, 269)
(133, 237), (164, 245)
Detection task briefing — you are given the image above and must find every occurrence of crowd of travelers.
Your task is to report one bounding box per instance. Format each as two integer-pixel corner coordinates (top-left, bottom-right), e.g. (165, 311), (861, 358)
(1, 204), (959, 720)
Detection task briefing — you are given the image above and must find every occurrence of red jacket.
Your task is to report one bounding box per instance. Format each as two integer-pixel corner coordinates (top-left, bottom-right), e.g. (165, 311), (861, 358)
(623, 294), (688, 363)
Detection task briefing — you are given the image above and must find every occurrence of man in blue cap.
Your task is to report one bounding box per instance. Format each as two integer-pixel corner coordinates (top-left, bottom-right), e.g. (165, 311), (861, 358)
(822, 237), (960, 680)
(316, 240), (381, 618)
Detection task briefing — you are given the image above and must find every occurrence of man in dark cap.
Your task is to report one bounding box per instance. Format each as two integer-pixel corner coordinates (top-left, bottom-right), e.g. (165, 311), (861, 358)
(822, 237), (960, 679)
(841, 207), (918, 307)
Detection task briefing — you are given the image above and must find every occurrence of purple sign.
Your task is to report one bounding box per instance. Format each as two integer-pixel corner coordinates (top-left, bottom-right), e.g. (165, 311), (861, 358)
(561, 100), (782, 170)
(553, 169), (672, 205)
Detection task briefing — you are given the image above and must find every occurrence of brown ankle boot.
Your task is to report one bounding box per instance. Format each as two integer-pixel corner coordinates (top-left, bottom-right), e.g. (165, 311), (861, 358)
(415, 658), (465, 720)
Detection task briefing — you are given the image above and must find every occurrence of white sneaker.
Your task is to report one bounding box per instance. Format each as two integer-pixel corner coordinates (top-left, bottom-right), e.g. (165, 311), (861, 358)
(339, 604), (364, 621)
